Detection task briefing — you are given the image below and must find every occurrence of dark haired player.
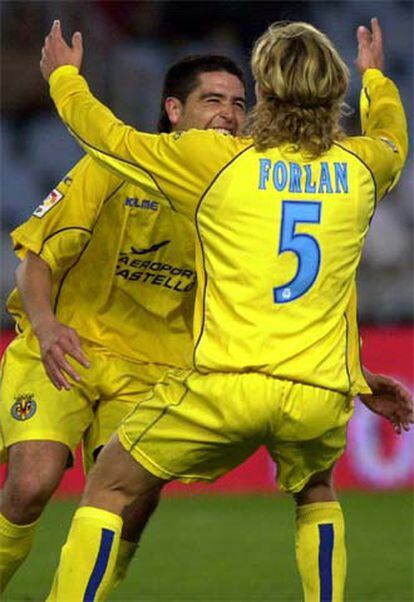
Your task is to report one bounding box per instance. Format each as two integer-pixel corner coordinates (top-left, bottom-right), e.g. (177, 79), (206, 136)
(0, 54), (245, 594)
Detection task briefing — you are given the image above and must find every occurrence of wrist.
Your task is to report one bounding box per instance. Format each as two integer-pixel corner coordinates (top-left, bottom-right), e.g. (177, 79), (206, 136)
(49, 64), (79, 87)
(31, 313), (57, 337)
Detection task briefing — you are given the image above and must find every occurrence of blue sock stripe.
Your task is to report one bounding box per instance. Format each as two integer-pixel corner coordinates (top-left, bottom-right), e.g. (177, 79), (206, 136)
(83, 527), (115, 602)
(318, 523), (334, 602)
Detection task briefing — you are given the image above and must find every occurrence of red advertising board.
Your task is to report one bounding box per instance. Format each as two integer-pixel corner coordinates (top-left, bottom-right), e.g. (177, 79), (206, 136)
(1, 327), (413, 494)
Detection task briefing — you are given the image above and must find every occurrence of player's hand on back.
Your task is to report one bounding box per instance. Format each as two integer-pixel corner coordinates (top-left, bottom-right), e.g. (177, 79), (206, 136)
(355, 17), (384, 74)
(40, 19), (83, 81)
(35, 317), (90, 390)
(360, 370), (413, 435)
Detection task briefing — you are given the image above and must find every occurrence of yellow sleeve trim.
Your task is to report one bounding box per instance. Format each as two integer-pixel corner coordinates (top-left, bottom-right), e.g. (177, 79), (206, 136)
(49, 65), (79, 87)
(362, 68), (385, 85)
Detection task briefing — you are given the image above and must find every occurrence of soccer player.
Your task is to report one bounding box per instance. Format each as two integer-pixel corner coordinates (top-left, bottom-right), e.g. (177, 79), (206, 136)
(0, 50), (407, 599)
(0, 55), (246, 593)
(39, 17), (411, 600)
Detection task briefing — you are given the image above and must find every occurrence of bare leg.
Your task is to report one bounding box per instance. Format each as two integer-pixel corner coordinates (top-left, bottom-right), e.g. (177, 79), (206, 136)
(90, 438), (164, 592)
(120, 488), (161, 542)
(294, 467), (336, 507)
(92, 442), (162, 543)
(1, 440), (70, 523)
(47, 435), (166, 600)
(81, 435), (166, 514)
(0, 441), (70, 591)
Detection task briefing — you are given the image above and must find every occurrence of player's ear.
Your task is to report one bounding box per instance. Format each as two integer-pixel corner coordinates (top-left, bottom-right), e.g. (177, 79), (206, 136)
(165, 97), (184, 127)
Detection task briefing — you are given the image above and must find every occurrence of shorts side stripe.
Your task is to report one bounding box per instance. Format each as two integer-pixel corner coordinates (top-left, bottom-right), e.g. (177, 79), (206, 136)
(128, 374), (191, 451)
(83, 527), (115, 601)
(318, 523), (334, 602)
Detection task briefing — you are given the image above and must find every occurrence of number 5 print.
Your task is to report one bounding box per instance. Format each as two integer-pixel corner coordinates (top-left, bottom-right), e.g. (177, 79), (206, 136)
(273, 200), (322, 303)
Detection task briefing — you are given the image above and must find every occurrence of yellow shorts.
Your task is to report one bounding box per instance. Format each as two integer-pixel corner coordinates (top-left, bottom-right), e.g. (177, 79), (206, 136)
(119, 369), (354, 493)
(0, 335), (168, 470)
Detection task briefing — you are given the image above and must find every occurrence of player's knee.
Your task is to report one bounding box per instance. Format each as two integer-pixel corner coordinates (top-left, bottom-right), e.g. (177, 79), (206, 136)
(294, 468), (336, 506)
(83, 450), (165, 516)
(2, 469), (62, 523)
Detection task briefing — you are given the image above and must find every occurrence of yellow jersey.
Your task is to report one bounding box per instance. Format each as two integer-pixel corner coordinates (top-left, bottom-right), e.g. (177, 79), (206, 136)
(49, 67), (407, 394)
(8, 156), (195, 367)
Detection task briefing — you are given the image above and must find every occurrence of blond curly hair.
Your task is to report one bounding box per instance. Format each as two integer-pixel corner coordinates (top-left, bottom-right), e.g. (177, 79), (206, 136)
(244, 22), (350, 158)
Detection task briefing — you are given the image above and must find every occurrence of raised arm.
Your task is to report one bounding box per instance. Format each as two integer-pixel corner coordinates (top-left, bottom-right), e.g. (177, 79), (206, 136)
(39, 21), (241, 220)
(40, 22), (154, 192)
(352, 18), (408, 198)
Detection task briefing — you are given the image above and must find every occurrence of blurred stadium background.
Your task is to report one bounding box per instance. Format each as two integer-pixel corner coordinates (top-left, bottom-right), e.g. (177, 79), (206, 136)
(1, 1), (413, 600)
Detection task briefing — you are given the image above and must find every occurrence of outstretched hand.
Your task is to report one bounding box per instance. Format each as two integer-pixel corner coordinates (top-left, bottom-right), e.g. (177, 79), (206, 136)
(40, 19), (83, 81)
(355, 17), (384, 75)
(360, 370), (413, 435)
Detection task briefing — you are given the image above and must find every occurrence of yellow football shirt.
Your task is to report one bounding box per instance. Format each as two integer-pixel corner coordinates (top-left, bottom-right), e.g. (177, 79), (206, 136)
(48, 67), (407, 394)
(8, 155), (195, 367)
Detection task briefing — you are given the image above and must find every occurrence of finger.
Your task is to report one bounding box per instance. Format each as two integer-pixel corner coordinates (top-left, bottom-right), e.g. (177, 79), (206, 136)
(45, 363), (62, 390)
(49, 345), (81, 381)
(67, 344), (90, 369)
(52, 19), (61, 36)
(45, 356), (71, 390)
(371, 17), (383, 45)
(72, 31), (83, 51)
(51, 19), (66, 46)
(357, 25), (371, 46)
(395, 385), (413, 403)
(54, 350), (82, 382)
(70, 346), (90, 368)
(67, 331), (90, 368)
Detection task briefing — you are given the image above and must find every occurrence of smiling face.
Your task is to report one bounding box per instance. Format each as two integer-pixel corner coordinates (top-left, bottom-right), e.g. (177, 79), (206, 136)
(165, 71), (246, 135)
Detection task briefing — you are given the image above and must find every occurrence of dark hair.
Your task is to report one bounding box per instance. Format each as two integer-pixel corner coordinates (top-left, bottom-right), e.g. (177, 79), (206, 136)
(157, 55), (246, 133)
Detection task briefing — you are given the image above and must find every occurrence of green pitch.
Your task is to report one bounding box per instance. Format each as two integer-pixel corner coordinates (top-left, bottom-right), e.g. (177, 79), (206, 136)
(4, 492), (413, 601)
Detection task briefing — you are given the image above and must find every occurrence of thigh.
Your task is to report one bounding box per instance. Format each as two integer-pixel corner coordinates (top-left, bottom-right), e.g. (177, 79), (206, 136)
(118, 369), (263, 484)
(3, 440), (70, 495)
(82, 360), (168, 472)
(268, 382), (353, 494)
(0, 336), (95, 463)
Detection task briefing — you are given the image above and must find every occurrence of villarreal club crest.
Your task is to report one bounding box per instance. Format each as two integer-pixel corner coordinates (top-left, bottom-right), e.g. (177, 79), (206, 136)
(11, 393), (37, 421)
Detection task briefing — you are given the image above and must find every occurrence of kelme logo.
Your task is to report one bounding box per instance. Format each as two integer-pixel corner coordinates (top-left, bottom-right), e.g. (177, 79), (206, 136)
(11, 394), (37, 421)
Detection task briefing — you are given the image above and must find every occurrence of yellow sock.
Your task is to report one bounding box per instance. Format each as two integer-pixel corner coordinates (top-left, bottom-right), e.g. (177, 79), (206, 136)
(0, 512), (38, 592)
(47, 506), (122, 602)
(295, 501), (346, 602)
(108, 538), (138, 592)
